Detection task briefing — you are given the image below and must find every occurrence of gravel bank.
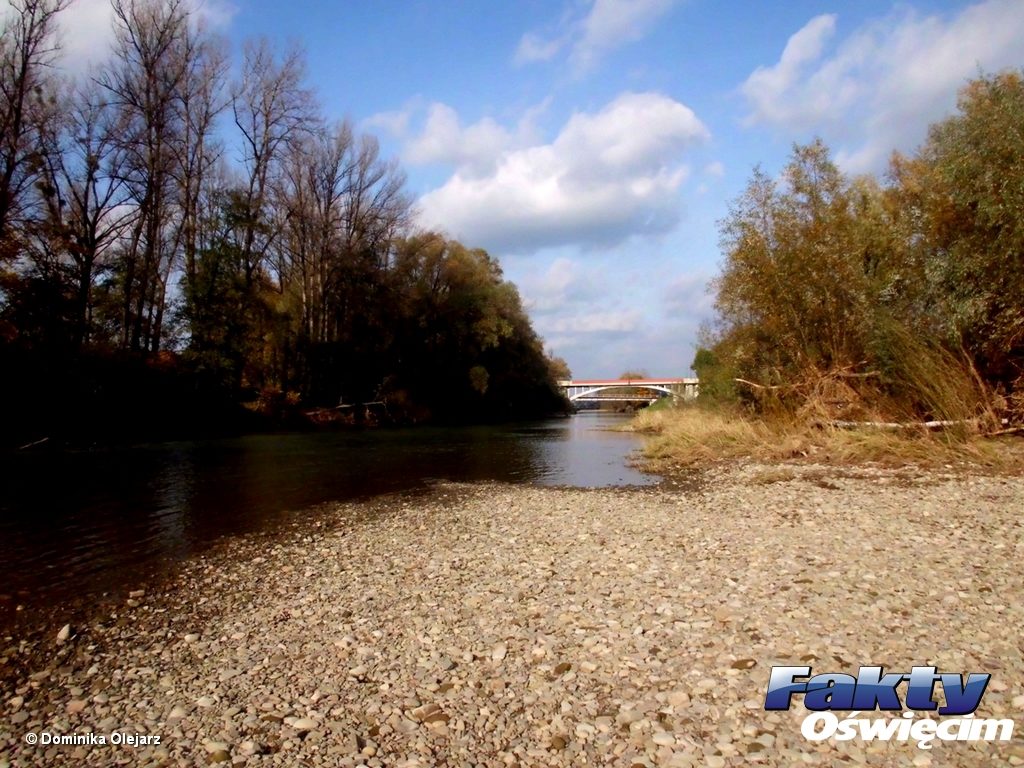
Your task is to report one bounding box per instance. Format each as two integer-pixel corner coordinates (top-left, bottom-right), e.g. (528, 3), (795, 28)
(2, 465), (1023, 767)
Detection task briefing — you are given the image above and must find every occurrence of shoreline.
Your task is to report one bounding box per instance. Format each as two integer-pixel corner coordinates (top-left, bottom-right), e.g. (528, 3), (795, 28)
(2, 465), (1023, 766)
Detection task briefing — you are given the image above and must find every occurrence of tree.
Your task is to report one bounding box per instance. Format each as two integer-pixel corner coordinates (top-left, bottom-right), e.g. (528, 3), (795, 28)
(232, 38), (316, 288)
(894, 71), (1024, 387)
(0, 0), (568, 440)
(30, 79), (135, 348)
(175, 18), (228, 295)
(387, 233), (564, 420)
(0, 0), (68, 259)
(99, 0), (192, 351)
(547, 355), (571, 381)
(713, 140), (880, 385)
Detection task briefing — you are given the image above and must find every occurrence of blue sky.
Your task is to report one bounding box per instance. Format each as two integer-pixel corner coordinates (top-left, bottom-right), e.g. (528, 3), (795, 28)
(61, 0), (1024, 377)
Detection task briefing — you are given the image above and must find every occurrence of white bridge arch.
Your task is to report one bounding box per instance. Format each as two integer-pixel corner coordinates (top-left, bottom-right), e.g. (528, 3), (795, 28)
(558, 378), (699, 404)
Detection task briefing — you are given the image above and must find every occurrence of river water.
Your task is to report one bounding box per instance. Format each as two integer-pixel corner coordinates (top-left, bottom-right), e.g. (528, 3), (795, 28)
(0, 413), (656, 619)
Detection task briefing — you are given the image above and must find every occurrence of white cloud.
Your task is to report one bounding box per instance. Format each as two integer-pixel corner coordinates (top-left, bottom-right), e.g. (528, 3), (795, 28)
(391, 99), (550, 178)
(740, 0), (1024, 172)
(191, 0), (236, 30)
(572, 0), (677, 73)
(57, 0), (115, 71)
(417, 92), (709, 253)
(514, 31), (565, 64)
(405, 104), (520, 177)
(518, 256), (606, 315)
(54, 0), (237, 73)
(742, 14), (837, 127)
(362, 108), (413, 138)
(509, 256), (711, 377)
(516, 0), (679, 75)
(546, 310), (642, 334)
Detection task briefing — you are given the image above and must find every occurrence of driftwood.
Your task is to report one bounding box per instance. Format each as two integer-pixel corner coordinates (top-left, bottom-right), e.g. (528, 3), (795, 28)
(826, 417), (1014, 433)
(18, 436), (49, 450)
(826, 419), (970, 431)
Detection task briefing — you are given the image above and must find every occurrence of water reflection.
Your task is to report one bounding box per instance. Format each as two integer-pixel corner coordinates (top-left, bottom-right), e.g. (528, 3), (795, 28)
(0, 413), (656, 615)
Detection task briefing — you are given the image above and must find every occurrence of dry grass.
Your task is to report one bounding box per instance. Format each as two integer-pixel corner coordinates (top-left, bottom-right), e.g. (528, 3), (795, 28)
(625, 404), (1024, 473)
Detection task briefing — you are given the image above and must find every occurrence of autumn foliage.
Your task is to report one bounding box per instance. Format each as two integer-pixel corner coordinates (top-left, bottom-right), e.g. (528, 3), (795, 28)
(0, 0), (565, 444)
(697, 71), (1024, 430)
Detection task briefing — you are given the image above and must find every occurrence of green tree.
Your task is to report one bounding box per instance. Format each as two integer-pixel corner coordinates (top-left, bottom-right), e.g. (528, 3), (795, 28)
(712, 140), (878, 388)
(895, 71), (1024, 387)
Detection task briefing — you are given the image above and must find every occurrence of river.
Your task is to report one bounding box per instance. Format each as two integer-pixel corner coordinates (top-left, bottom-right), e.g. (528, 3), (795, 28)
(0, 412), (656, 621)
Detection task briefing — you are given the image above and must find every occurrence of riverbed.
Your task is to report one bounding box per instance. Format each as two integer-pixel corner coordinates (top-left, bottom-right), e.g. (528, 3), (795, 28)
(2, 463), (1022, 767)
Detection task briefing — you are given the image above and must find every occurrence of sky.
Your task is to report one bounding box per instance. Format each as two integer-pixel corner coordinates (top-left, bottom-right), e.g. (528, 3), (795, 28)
(56, 0), (1024, 378)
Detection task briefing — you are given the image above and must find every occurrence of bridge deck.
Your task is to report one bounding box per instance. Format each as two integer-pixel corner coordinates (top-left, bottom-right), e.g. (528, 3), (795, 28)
(557, 378), (698, 386)
(558, 378), (699, 404)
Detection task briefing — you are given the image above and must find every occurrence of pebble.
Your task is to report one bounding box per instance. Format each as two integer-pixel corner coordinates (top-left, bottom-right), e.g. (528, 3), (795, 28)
(66, 699), (87, 714)
(2, 470), (1021, 768)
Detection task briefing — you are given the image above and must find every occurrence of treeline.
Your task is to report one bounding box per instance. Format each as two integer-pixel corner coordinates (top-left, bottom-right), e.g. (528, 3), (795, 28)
(697, 71), (1024, 428)
(0, 0), (567, 443)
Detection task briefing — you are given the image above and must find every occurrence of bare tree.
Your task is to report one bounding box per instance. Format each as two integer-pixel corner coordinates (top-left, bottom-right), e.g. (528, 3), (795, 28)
(340, 133), (410, 271)
(328, 132), (410, 345)
(275, 122), (411, 347)
(172, 19), (227, 289)
(33, 79), (136, 347)
(99, 0), (227, 352)
(0, 0), (69, 255)
(232, 38), (316, 287)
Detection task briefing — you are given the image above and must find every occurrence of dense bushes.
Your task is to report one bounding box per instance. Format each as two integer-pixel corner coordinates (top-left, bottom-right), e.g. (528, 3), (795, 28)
(698, 71), (1024, 429)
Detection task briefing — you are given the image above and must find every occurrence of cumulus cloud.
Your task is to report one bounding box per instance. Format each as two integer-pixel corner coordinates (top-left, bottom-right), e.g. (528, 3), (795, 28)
(516, 0), (679, 74)
(416, 92), (709, 253)
(378, 99), (549, 178)
(507, 256), (652, 374)
(405, 104), (521, 177)
(740, 0), (1024, 172)
(512, 259), (712, 377)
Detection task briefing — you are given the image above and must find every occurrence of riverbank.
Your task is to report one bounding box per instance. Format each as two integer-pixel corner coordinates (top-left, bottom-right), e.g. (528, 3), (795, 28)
(627, 406), (1024, 472)
(2, 465), (1023, 767)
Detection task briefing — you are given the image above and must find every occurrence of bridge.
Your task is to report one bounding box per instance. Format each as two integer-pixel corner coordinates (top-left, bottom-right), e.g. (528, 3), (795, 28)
(558, 378), (699, 405)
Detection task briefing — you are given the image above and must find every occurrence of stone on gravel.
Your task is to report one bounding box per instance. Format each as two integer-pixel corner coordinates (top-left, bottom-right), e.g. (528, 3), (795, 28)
(3, 466), (1022, 768)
